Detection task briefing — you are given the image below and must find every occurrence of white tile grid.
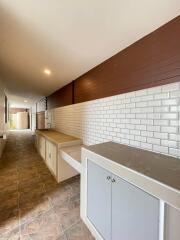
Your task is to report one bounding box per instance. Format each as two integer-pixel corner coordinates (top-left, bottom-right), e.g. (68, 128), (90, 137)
(50, 82), (180, 158)
(37, 97), (46, 112)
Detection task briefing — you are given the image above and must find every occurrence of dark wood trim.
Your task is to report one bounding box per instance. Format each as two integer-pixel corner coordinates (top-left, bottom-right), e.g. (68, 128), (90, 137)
(72, 81), (75, 104)
(74, 16), (180, 103)
(5, 96), (8, 123)
(47, 82), (73, 109)
(47, 16), (180, 108)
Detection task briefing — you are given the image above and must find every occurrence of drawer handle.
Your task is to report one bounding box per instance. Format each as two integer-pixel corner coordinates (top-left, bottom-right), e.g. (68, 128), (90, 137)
(107, 176), (111, 180)
(111, 178), (116, 183)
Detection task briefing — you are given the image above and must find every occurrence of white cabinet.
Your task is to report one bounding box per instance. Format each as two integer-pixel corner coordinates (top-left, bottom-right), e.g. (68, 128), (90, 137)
(39, 136), (46, 160)
(111, 175), (159, 240)
(86, 160), (159, 240)
(36, 131), (81, 183)
(165, 205), (180, 240)
(46, 140), (57, 177)
(87, 160), (111, 240)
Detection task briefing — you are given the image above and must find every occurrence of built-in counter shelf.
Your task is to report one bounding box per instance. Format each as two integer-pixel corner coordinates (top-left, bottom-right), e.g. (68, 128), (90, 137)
(60, 144), (84, 174)
(81, 142), (180, 240)
(35, 129), (82, 182)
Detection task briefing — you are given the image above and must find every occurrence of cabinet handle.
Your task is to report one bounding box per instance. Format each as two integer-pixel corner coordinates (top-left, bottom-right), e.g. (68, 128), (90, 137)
(111, 178), (116, 183)
(107, 176), (111, 180)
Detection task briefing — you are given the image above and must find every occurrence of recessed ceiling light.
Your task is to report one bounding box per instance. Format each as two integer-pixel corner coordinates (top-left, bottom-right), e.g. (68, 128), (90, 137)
(24, 100), (28, 103)
(44, 69), (51, 75)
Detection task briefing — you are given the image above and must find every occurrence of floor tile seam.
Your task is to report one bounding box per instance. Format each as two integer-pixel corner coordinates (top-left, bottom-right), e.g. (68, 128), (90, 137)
(63, 218), (82, 236)
(19, 203), (54, 228)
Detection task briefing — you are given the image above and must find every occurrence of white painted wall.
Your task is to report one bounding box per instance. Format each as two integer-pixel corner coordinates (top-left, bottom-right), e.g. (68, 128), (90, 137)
(16, 112), (28, 129)
(49, 82), (180, 158)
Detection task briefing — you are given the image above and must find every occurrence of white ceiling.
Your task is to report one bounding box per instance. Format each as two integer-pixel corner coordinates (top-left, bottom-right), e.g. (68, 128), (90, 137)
(0, 0), (179, 108)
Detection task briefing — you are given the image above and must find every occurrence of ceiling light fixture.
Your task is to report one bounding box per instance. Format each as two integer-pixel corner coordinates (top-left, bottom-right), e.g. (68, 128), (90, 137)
(24, 100), (28, 103)
(44, 69), (51, 75)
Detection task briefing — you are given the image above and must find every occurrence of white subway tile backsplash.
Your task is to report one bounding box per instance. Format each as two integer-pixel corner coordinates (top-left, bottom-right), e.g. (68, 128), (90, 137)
(169, 148), (180, 157)
(148, 100), (161, 107)
(147, 86), (161, 94)
(141, 131), (153, 137)
(161, 126), (178, 134)
(130, 140), (141, 147)
(153, 145), (169, 154)
(154, 93), (169, 100)
(162, 82), (180, 92)
(141, 142), (153, 150)
(147, 125), (161, 132)
(147, 137), (160, 145)
(162, 99), (179, 106)
(169, 134), (180, 141)
(161, 140), (177, 148)
(161, 113), (178, 119)
(170, 91), (180, 98)
(135, 135), (146, 142)
(51, 82), (180, 158)
(147, 113), (161, 119)
(154, 120), (169, 126)
(154, 132), (168, 140)
(154, 106), (169, 113)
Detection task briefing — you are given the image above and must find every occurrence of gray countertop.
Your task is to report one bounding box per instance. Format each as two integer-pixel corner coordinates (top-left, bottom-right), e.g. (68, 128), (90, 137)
(61, 144), (85, 163)
(84, 142), (180, 192)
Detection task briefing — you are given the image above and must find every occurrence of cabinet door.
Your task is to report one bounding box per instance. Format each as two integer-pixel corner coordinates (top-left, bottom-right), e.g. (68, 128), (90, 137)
(165, 205), (180, 240)
(46, 140), (50, 166)
(39, 136), (46, 160)
(46, 141), (57, 176)
(111, 175), (159, 240)
(50, 142), (57, 175)
(87, 160), (111, 240)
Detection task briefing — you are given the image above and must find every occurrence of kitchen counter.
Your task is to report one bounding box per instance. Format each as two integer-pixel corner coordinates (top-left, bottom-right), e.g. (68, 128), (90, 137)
(36, 129), (82, 182)
(82, 142), (180, 209)
(36, 129), (82, 147)
(60, 144), (85, 173)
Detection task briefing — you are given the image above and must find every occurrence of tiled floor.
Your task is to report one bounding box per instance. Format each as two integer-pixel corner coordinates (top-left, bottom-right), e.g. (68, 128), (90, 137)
(0, 130), (94, 240)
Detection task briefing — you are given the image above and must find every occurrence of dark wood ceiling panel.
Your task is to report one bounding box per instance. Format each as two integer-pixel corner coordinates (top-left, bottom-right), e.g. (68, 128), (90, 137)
(46, 16), (180, 108)
(47, 83), (73, 109)
(74, 16), (180, 103)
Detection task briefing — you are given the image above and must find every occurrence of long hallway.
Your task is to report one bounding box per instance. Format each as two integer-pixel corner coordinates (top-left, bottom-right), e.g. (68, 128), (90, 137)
(0, 131), (93, 240)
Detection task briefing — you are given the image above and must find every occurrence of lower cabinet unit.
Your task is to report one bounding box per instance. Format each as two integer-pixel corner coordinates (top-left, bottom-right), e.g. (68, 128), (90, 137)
(39, 136), (46, 160)
(111, 175), (159, 240)
(87, 160), (111, 240)
(36, 131), (81, 183)
(87, 160), (159, 240)
(46, 140), (57, 177)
